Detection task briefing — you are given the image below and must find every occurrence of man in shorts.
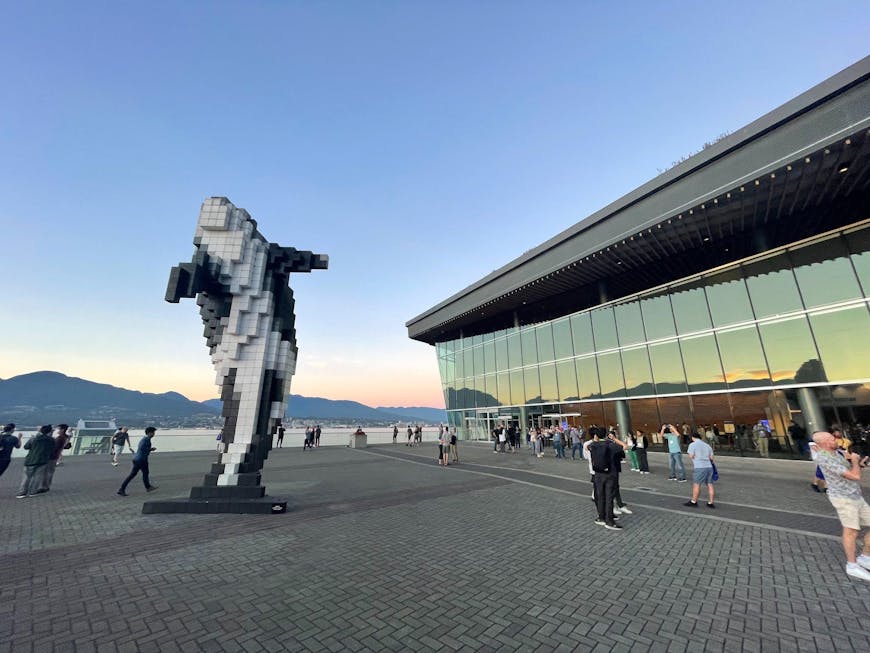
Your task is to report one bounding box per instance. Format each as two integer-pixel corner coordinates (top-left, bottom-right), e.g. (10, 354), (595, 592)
(111, 427), (133, 466)
(813, 431), (870, 581)
(685, 432), (716, 508)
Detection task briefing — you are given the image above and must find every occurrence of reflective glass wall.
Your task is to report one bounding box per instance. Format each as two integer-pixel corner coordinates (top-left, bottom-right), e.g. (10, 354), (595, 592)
(436, 223), (870, 446)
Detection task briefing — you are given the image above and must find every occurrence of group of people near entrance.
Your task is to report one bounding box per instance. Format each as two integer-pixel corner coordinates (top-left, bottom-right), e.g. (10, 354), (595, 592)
(1, 423), (72, 498)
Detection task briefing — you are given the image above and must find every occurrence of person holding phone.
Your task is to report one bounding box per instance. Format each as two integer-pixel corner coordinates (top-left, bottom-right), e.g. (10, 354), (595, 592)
(661, 424), (687, 482)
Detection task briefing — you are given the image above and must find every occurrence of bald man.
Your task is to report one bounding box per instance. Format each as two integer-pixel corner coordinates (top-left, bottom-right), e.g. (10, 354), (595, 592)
(812, 431), (870, 581)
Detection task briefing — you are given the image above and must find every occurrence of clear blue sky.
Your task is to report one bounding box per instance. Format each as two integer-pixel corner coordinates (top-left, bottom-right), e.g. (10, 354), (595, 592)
(1, 1), (867, 406)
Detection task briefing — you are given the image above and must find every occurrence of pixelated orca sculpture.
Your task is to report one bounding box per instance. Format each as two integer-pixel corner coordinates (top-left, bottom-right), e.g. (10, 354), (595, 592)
(143, 197), (328, 514)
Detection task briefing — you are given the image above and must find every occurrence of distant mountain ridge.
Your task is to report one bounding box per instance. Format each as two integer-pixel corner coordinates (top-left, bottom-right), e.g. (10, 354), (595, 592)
(0, 371), (219, 425)
(0, 371), (446, 425)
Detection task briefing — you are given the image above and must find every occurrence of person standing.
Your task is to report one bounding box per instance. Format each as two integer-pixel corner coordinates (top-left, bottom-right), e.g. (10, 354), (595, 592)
(788, 420), (809, 456)
(635, 429), (650, 474)
(498, 426), (507, 453)
(626, 431), (640, 472)
(449, 427), (459, 463)
(570, 426), (583, 461)
(661, 424), (687, 482)
(304, 426), (313, 450)
(753, 420), (771, 458)
(314, 425), (321, 447)
(406, 425), (413, 446)
(553, 428), (565, 459)
(39, 424), (71, 492)
(393, 424), (398, 444)
(216, 429), (224, 453)
(684, 432), (716, 508)
(277, 424), (285, 448)
(111, 426), (133, 466)
(589, 431), (627, 530)
(16, 425), (55, 498)
(117, 427), (158, 496)
(0, 424), (21, 479)
(437, 428), (448, 466)
(812, 431), (870, 581)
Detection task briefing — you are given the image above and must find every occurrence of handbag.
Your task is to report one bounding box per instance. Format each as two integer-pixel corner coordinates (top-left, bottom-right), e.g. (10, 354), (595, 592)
(711, 461), (719, 482)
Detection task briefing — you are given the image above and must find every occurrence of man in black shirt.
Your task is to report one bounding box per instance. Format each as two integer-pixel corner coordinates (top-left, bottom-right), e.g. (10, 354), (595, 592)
(589, 431), (629, 530)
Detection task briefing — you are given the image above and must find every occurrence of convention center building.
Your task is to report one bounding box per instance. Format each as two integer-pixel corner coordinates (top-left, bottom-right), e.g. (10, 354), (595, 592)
(407, 57), (870, 455)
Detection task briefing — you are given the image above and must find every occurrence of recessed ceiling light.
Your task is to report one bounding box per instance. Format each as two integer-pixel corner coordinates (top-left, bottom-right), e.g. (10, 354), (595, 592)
(703, 237), (710, 242)
(839, 166), (849, 173)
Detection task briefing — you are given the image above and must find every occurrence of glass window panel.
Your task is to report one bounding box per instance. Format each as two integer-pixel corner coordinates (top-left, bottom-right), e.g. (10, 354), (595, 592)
(591, 308), (618, 350)
(716, 326), (771, 388)
(483, 340), (495, 374)
(438, 357), (447, 382)
(656, 396), (693, 441)
(627, 398), (661, 435)
(571, 312), (595, 355)
(705, 269), (755, 327)
(596, 351), (625, 398)
(483, 374), (498, 406)
(602, 401), (619, 432)
(579, 401), (605, 429)
(472, 334), (483, 346)
(445, 339), (456, 354)
(539, 363), (558, 403)
(759, 316), (824, 385)
(671, 284), (712, 334)
(497, 372), (510, 406)
(680, 334), (726, 391)
(507, 333), (522, 369)
(641, 294), (677, 341)
(535, 324), (556, 363)
(743, 253), (804, 319)
(473, 346), (484, 377)
(524, 367), (542, 403)
(576, 356), (601, 399)
(649, 340), (688, 394)
(436, 342), (445, 358)
(614, 302), (645, 346)
(444, 355), (455, 383)
(810, 306), (870, 382)
(463, 348), (474, 378)
(556, 360), (579, 401)
(454, 383), (468, 409)
(729, 391), (772, 434)
(454, 352), (464, 380)
(553, 319), (574, 360)
(792, 236), (863, 308)
(621, 346), (654, 397)
(509, 370), (524, 405)
(845, 227), (870, 297)
(521, 329), (538, 366)
(689, 393), (732, 432)
(495, 337), (509, 371)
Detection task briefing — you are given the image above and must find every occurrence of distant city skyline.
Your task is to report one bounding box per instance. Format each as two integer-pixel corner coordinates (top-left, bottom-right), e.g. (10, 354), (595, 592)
(1, 2), (868, 406)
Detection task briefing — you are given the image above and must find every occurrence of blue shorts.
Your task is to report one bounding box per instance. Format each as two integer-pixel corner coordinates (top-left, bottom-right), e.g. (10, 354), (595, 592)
(693, 468), (715, 485)
(815, 465), (825, 480)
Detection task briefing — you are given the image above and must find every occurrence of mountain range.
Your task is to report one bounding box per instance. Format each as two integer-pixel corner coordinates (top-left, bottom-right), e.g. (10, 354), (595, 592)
(0, 372), (445, 426)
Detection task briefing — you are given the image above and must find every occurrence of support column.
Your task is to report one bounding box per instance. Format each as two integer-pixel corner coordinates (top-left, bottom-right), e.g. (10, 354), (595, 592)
(796, 387), (825, 435)
(614, 400), (632, 438)
(519, 405), (529, 440)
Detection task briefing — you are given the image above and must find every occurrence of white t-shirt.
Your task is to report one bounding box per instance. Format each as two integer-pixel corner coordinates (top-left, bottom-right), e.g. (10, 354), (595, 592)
(583, 439), (594, 475)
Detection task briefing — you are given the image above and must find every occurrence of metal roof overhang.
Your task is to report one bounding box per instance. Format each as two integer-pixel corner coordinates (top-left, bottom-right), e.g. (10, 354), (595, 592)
(407, 57), (870, 345)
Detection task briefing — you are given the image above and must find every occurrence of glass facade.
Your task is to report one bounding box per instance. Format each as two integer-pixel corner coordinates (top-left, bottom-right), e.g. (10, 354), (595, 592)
(437, 223), (870, 452)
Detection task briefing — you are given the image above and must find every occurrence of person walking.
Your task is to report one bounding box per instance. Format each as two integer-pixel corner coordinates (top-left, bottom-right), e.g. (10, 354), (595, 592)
(39, 424), (71, 492)
(661, 424), (687, 482)
(276, 424), (285, 448)
(812, 431), (870, 581)
(16, 425), (55, 498)
(111, 426), (133, 466)
(117, 427), (158, 496)
(0, 424), (22, 479)
(684, 432), (716, 508)
(449, 427), (459, 463)
(635, 429), (650, 474)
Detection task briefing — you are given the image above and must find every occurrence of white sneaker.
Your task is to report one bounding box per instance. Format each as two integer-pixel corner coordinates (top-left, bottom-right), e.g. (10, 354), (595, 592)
(857, 555), (870, 571)
(619, 506), (633, 515)
(846, 564), (870, 581)
(613, 507), (623, 515)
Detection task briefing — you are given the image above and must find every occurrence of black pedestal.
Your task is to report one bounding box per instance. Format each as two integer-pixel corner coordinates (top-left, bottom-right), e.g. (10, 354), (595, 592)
(141, 496), (287, 514)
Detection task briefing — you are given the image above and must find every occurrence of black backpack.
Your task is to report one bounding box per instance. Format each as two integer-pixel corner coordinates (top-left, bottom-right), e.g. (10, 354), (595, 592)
(590, 442), (611, 473)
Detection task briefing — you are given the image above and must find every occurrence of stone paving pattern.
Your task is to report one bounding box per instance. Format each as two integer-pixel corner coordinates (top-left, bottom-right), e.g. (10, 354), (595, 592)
(1, 441), (869, 652)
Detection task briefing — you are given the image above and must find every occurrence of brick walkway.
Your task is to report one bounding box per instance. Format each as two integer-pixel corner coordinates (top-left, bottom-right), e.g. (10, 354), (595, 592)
(1, 443), (868, 652)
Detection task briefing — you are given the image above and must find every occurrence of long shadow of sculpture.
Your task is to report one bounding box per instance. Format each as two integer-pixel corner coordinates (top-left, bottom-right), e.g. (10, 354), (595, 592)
(143, 197), (327, 514)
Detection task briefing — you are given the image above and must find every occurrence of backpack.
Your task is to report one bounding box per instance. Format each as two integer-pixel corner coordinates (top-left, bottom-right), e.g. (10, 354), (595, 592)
(590, 442), (611, 473)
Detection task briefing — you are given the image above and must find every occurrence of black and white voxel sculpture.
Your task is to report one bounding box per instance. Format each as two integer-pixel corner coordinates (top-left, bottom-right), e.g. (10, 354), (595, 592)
(143, 197), (327, 514)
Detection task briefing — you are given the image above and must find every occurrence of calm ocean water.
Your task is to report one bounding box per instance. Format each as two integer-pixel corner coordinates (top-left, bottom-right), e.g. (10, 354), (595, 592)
(7, 427), (441, 458)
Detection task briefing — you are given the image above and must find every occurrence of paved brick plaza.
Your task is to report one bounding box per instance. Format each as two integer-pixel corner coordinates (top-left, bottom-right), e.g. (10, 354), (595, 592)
(1, 442), (869, 652)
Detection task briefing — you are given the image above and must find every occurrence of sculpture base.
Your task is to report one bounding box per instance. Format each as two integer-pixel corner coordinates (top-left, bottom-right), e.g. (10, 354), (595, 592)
(142, 496), (287, 515)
